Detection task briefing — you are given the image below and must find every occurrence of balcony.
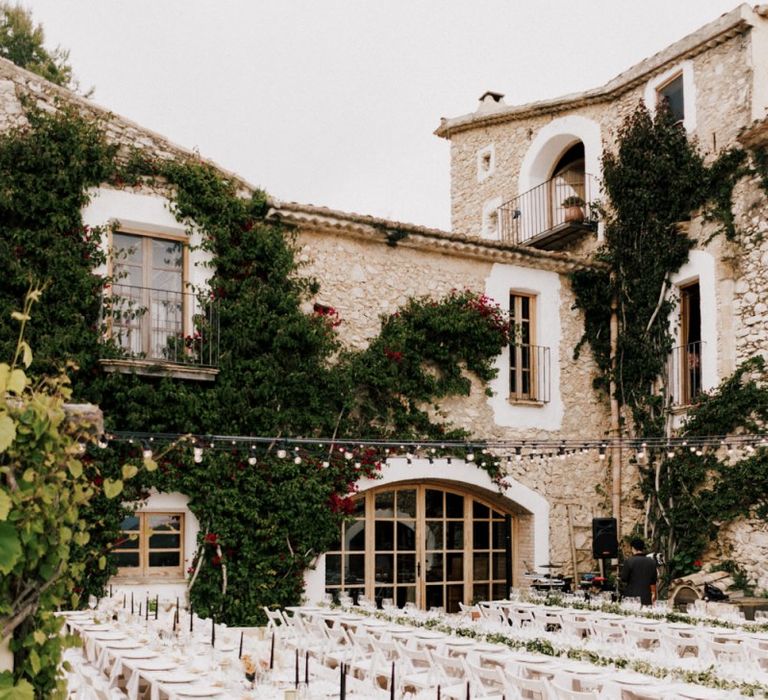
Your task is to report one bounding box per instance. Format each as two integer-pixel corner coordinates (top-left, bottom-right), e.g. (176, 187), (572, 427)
(668, 341), (703, 407)
(100, 284), (220, 380)
(498, 173), (599, 250)
(510, 343), (550, 404)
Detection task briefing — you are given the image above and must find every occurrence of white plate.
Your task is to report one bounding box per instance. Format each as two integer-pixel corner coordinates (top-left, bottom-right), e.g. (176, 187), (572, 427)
(174, 686), (224, 697)
(81, 625), (109, 631)
(414, 631), (445, 639)
(120, 650), (158, 659)
(157, 672), (201, 684)
(93, 632), (126, 641)
(444, 638), (476, 646)
(105, 641), (142, 649)
(133, 659), (177, 671)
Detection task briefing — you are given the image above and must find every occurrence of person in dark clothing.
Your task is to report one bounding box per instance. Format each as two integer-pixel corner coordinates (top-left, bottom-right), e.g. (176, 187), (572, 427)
(620, 537), (657, 605)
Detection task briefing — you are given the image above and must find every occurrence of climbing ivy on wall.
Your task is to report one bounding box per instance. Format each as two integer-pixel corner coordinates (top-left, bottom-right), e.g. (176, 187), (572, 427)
(0, 102), (510, 694)
(570, 102), (768, 587)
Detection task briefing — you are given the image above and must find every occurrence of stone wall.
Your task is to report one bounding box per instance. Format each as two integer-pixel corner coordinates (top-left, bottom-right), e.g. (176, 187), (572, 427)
(295, 222), (615, 571)
(446, 31), (754, 238)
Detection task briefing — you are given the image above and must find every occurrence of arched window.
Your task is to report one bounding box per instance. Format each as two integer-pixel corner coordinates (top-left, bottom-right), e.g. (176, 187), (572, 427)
(325, 484), (514, 612)
(548, 142), (586, 228)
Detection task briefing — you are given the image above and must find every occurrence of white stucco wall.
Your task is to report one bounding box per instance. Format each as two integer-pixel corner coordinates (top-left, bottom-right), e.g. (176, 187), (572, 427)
(109, 490), (199, 603)
(82, 187), (213, 288)
(669, 249), (719, 393)
(517, 115), (603, 193)
(484, 262), (564, 430)
(303, 458), (550, 603)
(644, 60), (698, 134)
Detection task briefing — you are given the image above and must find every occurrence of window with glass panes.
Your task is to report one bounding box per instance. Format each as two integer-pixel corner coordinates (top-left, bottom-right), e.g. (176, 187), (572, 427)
(472, 501), (511, 602)
(110, 231), (186, 359)
(325, 485), (513, 612)
(112, 512), (184, 578)
(656, 73), (684, 123)
(509, 292), (536, 400)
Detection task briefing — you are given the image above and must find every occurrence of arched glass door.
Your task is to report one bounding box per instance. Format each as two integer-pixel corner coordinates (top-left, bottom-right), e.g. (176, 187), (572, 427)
(325, 484), (513, 612)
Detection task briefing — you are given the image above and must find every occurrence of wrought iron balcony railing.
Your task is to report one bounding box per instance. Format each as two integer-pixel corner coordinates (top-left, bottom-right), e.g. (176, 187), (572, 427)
(510, 343), (550, 403)
(498, 172), (599, 249)
(668, 341), (703, 407)
(101, 284), (220, 368)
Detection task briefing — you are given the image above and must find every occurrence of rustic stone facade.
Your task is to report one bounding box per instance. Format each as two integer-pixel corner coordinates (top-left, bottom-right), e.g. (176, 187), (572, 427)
(2, 4), (767, 596)
(440, 15), (756, 239)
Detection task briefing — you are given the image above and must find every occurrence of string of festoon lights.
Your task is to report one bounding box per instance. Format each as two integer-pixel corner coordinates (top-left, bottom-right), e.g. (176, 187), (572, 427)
(96, 431), (768, 469)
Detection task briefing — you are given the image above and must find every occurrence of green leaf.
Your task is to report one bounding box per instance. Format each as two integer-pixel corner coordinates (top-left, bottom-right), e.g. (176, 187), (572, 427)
(103, 478), (123, 499)
(32, 630), (46, 645)
(122, 463), (138, 480)
(0, 521), (21, 574)
(143, 456), (158, 472)
(7, 368), (26, 395)
(98, 555), (106, 570)
(0, 491), (10, 521)
(73, 531), (89, 546)
(0, 675), (34, 700)
(19, 341), (32, 369)
(0, 414), (15, 453)
(28, 649), (40, 676)
(67, 459), (83, 478)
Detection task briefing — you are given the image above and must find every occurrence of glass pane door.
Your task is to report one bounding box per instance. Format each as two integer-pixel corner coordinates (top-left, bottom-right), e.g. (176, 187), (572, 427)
(325, 484), (513, 612)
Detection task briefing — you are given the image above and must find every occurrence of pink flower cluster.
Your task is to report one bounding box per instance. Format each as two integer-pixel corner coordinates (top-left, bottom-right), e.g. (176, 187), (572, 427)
(313, 303), (342, 327)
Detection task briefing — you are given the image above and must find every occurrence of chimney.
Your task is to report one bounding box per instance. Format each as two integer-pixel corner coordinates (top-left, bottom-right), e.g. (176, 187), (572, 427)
(477, 91), (506, 113)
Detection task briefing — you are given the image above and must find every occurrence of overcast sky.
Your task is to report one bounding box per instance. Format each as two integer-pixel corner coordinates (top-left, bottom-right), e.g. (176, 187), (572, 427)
(23, 0), (743, 230)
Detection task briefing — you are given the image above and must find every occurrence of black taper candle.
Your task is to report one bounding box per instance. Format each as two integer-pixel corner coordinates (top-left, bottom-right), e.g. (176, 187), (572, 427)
(175, 597), (179, 625)
(466, 681), (470, 700)
(145, 596), (149, 621)
(294, 648), (299, 688)
(211, 615), (215, 647)
(269, 632), (274, 669)
(305, 650), (309, 685)
(138, 602), (141, 618)
(238, 630), (243, 659)
(437, 686), (441, 700)
(123, 593), (126, 608)
(155, 594), (159, 620)
(109, 584), (113, 597)
(340, 662), (346, 700)
(189, 603), (194, 633)
(130, 592), (134, 615)
(390, 661), (395, 700)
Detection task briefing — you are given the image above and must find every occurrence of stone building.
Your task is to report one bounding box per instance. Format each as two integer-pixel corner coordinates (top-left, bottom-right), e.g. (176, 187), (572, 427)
(1, 3), (767, 605)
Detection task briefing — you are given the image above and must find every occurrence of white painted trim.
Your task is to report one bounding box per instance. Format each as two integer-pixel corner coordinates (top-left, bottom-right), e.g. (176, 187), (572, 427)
(484, 263), (564, 430)
(303, 458), (550, 604)
(644, 60), (697, 134)
(129, 490), (201, 580)
(517, 115), (603, 242)
(518, 116), (602, 190)
(669, 249), (718, 392)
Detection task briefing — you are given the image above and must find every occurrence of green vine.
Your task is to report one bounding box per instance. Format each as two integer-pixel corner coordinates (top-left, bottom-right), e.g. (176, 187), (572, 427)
(571, 103), (768, 586)
(0, 102), (511, 694)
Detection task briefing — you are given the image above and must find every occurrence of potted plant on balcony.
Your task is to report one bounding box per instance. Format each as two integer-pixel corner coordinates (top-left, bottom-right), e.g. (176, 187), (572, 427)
(561, 195), (585, 224)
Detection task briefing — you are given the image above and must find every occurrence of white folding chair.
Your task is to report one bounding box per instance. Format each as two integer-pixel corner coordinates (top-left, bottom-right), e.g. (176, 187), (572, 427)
(503, 668), (549, 700)
(465, 658), (507, 698)
(549, 680), (599, 700)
